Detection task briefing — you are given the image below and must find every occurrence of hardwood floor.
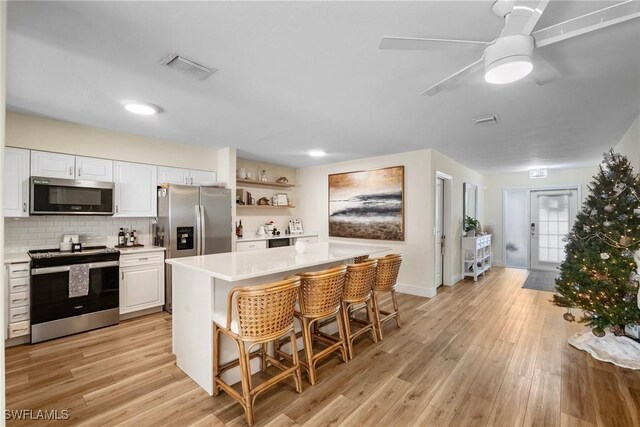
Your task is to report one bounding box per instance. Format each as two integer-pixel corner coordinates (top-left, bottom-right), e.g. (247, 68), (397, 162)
(6, 267), (640, 426)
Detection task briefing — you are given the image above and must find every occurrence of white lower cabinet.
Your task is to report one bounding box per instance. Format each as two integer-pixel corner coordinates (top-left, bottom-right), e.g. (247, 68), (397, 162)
(5, 262), (31, 340)
(119, 251), (165, 315)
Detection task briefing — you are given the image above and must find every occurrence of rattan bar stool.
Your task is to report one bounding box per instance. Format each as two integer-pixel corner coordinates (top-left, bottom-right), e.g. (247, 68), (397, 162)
(213, 277), (302, 427)
(277, 265), (348, 385)
(341, 259), (378, 359)
(371, 254), (403, 340)
(353, 255), (369, 264)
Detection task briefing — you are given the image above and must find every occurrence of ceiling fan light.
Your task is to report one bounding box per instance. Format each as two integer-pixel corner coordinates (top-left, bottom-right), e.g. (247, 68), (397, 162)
(483, 34), (534, 85)
(485, 56), (533, 84)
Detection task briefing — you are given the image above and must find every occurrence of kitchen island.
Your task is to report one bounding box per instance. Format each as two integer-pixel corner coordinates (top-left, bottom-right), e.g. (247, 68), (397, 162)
(166, 242), (389, 395)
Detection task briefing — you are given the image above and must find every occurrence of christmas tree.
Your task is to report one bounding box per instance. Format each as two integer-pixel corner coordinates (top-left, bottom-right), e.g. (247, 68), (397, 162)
(554, 150), (640, 337)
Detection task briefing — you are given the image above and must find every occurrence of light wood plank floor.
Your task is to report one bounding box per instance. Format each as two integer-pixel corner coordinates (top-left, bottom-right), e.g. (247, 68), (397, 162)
(6, 267), (640, 426)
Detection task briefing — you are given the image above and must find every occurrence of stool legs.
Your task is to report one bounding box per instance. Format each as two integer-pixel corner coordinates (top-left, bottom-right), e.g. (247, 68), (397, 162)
(372, 290), (401, 341)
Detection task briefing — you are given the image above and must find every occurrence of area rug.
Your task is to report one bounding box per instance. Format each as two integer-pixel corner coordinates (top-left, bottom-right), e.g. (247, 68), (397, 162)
(569, 330), (640, 370)
(522, 270), (559, 292)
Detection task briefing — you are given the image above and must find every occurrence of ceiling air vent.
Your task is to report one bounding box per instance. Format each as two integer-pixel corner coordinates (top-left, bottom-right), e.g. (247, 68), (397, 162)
(472, 115), (499, 126)
(160, 52), (217, 81)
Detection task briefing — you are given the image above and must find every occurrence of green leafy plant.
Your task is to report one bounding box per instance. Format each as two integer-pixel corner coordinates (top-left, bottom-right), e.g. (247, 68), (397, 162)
(464, 215), (480, 233)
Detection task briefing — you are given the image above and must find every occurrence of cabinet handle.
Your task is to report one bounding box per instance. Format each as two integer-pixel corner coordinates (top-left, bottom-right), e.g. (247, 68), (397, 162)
(78, 168), (82, 176)
(69, 167), (73, 176)
(191, 177), (194, 185)
(121, 272), (124, 280)
(22, 203), (27, 213)
(115, 205), (119, 214)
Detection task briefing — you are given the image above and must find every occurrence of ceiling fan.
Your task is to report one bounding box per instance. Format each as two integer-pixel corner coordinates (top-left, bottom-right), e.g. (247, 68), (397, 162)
(379, 0), (639, 96)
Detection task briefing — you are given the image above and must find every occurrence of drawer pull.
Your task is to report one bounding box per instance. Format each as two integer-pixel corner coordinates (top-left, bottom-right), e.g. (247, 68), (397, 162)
(12, 269), (28, 273)
(249, 245), (255, 248)
(13, 327), (28, 332)
(139, 258), (148, 261)
(74, 305), (84, 309)
(11, 298), (27, 303)
(12, 284), (27, 289)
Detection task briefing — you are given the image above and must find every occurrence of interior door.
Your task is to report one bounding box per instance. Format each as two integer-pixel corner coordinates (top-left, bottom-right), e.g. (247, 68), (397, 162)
(435, 178), (444, 287)
(530, 189), (578, 271)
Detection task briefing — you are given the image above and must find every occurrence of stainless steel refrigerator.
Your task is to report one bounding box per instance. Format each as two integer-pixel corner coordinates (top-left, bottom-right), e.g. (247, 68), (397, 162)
(156, 185), (232, 313)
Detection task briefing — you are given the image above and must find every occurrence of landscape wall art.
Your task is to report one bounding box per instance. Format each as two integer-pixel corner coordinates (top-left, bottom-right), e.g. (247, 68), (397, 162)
(328, 166), (404, 241)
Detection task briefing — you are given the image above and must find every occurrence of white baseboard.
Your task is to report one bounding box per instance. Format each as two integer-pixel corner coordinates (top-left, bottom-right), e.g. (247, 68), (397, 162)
(396, 282), (437, 298)
(445, 274), (463, 286)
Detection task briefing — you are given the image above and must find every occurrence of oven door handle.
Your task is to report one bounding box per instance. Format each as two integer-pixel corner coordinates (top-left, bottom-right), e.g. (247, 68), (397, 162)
(31, 261), (120, 275)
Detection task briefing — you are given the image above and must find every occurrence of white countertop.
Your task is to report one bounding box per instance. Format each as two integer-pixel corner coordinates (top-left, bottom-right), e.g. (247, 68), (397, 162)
(166, 242), (389, 281)
(117, 246), (166, 254)
(236, 232), (318, 243)
(4, 252), (30, 264)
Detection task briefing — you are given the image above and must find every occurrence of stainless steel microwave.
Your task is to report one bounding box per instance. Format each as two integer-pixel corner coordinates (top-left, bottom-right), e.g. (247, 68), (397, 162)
(30, 177), (114, 215)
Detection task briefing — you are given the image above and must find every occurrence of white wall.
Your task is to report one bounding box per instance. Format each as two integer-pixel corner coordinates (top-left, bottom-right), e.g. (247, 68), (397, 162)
(431, 150), (484, 283)
(6, 111), (218, 171)
(296, 149), (433, 296)
(484, 167), (595, 266)
(614, 115), (640, 171)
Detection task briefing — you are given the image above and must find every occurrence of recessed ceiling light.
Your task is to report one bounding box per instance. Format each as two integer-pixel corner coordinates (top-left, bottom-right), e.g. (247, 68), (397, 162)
(122, 101), (161, 115)
(308, 149), (326, 158)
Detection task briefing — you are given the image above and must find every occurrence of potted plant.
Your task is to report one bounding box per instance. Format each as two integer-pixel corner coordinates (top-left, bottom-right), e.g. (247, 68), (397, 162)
(464, 215), (480, 237)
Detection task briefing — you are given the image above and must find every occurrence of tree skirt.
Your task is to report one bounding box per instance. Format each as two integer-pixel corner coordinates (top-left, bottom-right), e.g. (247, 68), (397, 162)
(569, 330), (640, 370)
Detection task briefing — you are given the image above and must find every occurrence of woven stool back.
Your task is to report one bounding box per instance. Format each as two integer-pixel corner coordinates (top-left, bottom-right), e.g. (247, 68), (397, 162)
(344, 259), (378, 302)
(353, 255), (369, 264)
(373, 254), (403, 292)
(297, 265), (347, 318)
(231, 277), (300, 341)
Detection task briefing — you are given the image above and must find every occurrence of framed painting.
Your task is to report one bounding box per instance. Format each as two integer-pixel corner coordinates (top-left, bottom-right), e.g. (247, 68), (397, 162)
(328, 165), (404, 241)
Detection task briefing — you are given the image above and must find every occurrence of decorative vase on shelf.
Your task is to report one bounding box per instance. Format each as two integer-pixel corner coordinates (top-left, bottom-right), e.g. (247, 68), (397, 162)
(467, 230), (476, 237)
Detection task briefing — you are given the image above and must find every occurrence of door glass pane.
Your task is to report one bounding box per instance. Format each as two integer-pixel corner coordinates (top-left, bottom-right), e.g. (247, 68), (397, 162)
(504, 190), (528, 268)
(537, 195), (569, 263)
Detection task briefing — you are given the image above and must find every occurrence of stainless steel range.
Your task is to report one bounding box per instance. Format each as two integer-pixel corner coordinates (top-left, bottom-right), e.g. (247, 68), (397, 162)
(29, 246), (120, 343)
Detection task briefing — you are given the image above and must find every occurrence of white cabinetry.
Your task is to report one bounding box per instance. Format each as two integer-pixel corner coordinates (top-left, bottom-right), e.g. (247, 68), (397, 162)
(31, 151), (113, 182)
(158, 166), (190, 185)
(236, 241), (268, 252)
(4, 147), (30, 217)
(113, 161), (158, 217)
(31, 151), (75, 179)
(75, 156), (113, 182)
(119, 251), (165, 314)
(189, 170), (216, 185)
(462, 234), (492, 282)
(157, 167), (216, 186)
(292, 236), (318, 244)
(5, 262), (31, 339)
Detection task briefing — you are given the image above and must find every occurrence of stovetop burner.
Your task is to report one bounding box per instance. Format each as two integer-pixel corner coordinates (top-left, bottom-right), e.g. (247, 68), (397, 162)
(28, 245), (119, 259)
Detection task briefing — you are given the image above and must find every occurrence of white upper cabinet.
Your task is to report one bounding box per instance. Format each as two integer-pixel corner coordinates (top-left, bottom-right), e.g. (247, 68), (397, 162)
(4, 147), (30, 217)
(189, 170), (216, 185)
(75, 156), (113, 182)
(157, 166), (216, 186)
(31, 151), (75, 179)
(157, 166), (190, 185)
(113, 161), (157, 217)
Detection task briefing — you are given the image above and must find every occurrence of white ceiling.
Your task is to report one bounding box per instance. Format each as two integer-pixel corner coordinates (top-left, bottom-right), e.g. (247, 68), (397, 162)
(6, 1), (640, 174)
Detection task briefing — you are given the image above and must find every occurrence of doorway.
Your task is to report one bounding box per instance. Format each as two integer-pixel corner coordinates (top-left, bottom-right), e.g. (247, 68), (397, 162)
(530, 189), (579, 271)
(503, 186), (580, 270)
(435, 177), (445, 287)
(434, 172), (452, 289)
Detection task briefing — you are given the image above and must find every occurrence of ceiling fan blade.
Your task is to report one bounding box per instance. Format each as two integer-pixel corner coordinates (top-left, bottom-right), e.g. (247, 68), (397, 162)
(501, 0), (549, 36)
(379, 37), (490, 50)
(421, 58), (484, 96)
(533, 0), (639, 48)
(528, 54), (561, 86)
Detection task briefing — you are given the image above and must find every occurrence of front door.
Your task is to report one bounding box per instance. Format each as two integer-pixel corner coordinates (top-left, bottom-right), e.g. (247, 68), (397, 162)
(530, 189), (579, 271)
(435, 177), (445, 287)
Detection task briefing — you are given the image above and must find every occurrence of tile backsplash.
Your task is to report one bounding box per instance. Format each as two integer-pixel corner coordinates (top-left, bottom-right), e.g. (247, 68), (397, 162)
(4, 216), (152, 252)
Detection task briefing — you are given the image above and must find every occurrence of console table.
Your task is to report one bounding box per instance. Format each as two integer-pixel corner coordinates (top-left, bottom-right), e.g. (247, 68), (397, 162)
(462, 234), (492, 281)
